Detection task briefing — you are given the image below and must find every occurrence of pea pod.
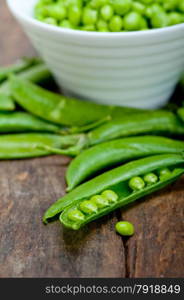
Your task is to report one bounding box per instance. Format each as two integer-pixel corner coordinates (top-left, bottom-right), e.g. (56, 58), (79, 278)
(0, 57), (42, 83)
(0, 64), (52, 106)
(0, 112), (65, 134)
(0, 95), (15, 111)
(42, 110), (184, 158)
(66, 135), (184, 191)
(60, 154), (184, 230)
(43, 153), (184, 223)
(0, 60), (47, 112)
(0, 133), (80, 159)
(87, 110), (184, 145)
(177, 107), (184, 123)
(10, 76), (146, 127)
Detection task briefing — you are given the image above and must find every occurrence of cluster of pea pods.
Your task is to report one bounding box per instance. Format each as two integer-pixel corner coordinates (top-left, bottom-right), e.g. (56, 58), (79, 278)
(1, 58), (184, 231)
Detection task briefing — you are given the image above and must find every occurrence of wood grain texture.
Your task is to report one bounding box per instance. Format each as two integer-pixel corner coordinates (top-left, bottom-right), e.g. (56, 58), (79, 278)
(0, 1), (36, 65)
(0, 1), (183, 278)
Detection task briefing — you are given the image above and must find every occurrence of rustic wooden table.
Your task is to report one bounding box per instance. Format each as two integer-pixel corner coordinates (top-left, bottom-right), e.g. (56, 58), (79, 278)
(0, 1), (184, 278)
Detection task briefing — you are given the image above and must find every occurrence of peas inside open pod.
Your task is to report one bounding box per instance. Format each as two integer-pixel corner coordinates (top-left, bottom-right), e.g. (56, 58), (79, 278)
(43, 153), (184, 226)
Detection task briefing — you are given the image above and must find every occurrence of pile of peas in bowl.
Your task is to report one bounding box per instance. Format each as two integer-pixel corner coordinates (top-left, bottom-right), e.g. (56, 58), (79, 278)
(35, 0), (184, 32)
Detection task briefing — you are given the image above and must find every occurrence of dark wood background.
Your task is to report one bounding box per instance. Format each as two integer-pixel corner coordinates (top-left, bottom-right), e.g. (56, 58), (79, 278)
(0, 1), (184, 278)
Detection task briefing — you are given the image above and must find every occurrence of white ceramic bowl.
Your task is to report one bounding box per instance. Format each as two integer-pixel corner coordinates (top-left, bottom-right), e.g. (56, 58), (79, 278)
(7, 0), (184, 109)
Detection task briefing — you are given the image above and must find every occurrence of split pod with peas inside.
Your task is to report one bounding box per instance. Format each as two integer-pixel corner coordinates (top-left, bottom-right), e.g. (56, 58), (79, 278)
(43, 154), (184, 225)
(66, 136), (184, 191)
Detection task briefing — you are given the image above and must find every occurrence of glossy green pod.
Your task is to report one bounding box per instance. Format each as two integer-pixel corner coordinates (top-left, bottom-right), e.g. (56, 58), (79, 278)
(0, 57), (41, 83)
(177, 107), (184, 123)
(0, 112), (65, 133)
(66, 135), (184, 191)
(10, 76), (114, 127)
(87, 110), (184, 145)
(0, 133), (80, 159)
(39, 110), (184, 159)
(0, 64), (52, 98)
(10, 76), (148, 127)
(0, 59), (44, 111)
(0, 95), (15, 111)
(43, 154), (184, 223)
(60, 154), (184, 230)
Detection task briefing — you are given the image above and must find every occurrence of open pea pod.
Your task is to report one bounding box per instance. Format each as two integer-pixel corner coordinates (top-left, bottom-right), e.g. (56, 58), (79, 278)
(60, 154), (184, 230)
(43, 154), (184, 224)
(66, 136), (184, 191)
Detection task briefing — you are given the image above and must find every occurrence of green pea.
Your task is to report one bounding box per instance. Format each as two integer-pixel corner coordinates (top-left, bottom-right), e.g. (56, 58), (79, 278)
(112, 0), (132, 16)
(36, 15), (46, 21)
(67, 209), (85, 222)
(140, 17), (148, 29)
(39, 0), (53, 4)
(82, 7), (98, 25)
(35, 5), (50, 18)
(43, 17), (58, 25)
(145, 3), (164, 18)
(64, 0), (83, 8)
(101, 190), (119, 203)
(140, 0), (154, 4)
(151, 11), (169, 28)
(90, 0), (108, 9)
(68, 5), (82, 26)
(124, 12), (143, 31)
(168, 12), (183, 25)
(90, 195), (109, 208)
(163, 0), (179, 11)
(80, 200), (98, 214)
(145, 6), (152, 18)
(178, 1), (184, 12)
(128, 176), (145, 191)
(48, 4), (67, 20)
(96, 18), (109, 31)
(109, 15), (124, 32)
(115, 221), (135, 236)
(60, 19), (75, 28)
(143, 173), (158, 185)
(81, 25), (96, 31)
(132, 1), (146, 15)
(158, 168), (172, 180)
(100, 4), (114, 21)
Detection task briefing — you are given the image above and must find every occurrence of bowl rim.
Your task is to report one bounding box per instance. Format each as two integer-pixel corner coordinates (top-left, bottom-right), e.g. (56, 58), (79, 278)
(7, 0), (184, 39)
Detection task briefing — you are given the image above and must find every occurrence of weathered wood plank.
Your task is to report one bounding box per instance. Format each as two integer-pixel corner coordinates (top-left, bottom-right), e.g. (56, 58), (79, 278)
(0, 0), (183, 278)
(122, 178), (184, 278)
(0, 156), (125, 277)
(0, 1), (126, 278)
(0, 1), (36, 65)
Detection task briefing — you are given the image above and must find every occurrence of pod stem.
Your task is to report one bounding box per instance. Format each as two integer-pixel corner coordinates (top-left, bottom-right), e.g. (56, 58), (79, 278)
(36, 134), (88, 157)
(68, 115), (112, 133)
